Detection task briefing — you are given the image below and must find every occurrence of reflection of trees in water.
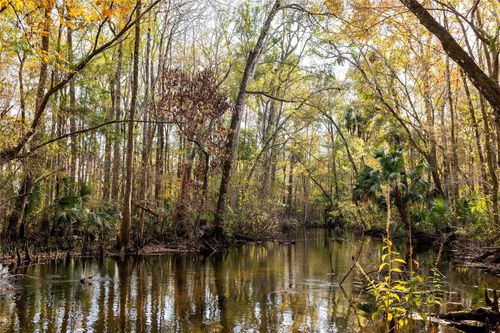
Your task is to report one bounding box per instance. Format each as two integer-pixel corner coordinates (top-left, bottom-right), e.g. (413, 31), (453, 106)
(118, 257), (130, 332)
(0, 230), (493, 332)
(213, 253), (227, 332)
(11, 265), (29, 332)
(190, 256), (206, 328)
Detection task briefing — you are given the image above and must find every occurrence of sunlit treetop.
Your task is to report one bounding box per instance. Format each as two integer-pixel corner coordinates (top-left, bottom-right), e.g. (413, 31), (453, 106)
(0, 0), (139, 72)
(1, 0), (137, 42)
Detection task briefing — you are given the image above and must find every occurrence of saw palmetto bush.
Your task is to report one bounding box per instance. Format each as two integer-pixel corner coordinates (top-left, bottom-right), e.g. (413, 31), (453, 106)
(38, 180), (118, 249)
(353, 145), (430, 231)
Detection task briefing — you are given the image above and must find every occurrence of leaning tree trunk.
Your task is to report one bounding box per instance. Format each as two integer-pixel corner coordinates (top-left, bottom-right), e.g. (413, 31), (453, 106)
(400, 0), (500, 118)
(120, 1), (141, 253)
(213, 0), (282, 238)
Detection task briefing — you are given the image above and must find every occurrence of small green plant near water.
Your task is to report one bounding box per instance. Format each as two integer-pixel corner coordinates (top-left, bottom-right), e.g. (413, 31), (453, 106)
(367, 238), (445, 331)
(368, 238), (408, 327)
(361, 184), (444, 332)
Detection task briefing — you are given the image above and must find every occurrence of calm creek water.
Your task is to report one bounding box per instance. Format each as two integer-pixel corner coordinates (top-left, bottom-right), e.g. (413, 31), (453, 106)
(0, 229), (498, 332)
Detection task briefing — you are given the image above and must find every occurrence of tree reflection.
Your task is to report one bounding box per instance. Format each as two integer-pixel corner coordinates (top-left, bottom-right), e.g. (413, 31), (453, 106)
(0, 230), (495, 332)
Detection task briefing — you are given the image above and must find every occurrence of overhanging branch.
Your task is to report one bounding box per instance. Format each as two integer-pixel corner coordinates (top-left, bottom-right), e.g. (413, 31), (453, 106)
(16, 119), (178, 159)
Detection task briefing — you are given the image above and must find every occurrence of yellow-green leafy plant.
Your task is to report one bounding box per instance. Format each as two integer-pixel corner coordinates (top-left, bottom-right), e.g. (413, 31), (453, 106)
(365, 186), (444, 331)
(367, 238), (444, 330)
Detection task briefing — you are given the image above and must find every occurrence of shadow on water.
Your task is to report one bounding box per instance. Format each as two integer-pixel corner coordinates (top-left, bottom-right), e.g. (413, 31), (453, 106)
(0, 229), (498, 332)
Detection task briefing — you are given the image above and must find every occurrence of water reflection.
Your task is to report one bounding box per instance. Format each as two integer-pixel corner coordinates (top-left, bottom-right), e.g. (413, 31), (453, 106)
(0, 229), (498, 332)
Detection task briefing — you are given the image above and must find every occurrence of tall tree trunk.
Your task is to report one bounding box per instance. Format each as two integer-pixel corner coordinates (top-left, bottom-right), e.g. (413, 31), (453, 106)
(175, 146), (196, 236)
(445, 53), (459, 202)
(155, 123), (164, 204)
(393, 186), (410, 228)
(439, 93), (450, 198)
(137, 14), (153, 248)
(102, 89), (113, 200)
(201, 150), (209, 205)
(423, 42), (445, 197)
(286, 154), (295, 218)
(213, 0), (282, 237)
(476, 12), (500, 167)
(462, 72), (489, 194)
(333, 155), (340, 200)
(120, 1), (141, 253)
(479, 95), (500, 227)
(262, 97), (278, 196)
(17, 53), (26, 123)
(303, 174), (309, 223)
(44, 17), (63, 209)
(68, 25), (77, 182)
(111, 42), (124, 201)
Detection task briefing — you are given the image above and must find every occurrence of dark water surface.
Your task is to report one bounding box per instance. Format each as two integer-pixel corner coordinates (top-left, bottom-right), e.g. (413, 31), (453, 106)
(0, 229), (498, 332)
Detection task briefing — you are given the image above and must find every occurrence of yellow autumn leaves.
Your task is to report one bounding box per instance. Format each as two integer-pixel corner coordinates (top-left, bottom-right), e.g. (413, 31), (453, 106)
(62, 0), (135, 28)
(1, 0), (135, 26)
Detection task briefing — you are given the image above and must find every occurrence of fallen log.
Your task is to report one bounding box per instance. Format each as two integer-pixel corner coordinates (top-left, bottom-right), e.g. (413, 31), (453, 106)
(437, 308), (500, 327)
(446, 320), (490, 333)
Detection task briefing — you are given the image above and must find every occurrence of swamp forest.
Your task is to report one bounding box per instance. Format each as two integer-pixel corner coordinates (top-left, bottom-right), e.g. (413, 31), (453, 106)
(0, 0), (499, 332)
